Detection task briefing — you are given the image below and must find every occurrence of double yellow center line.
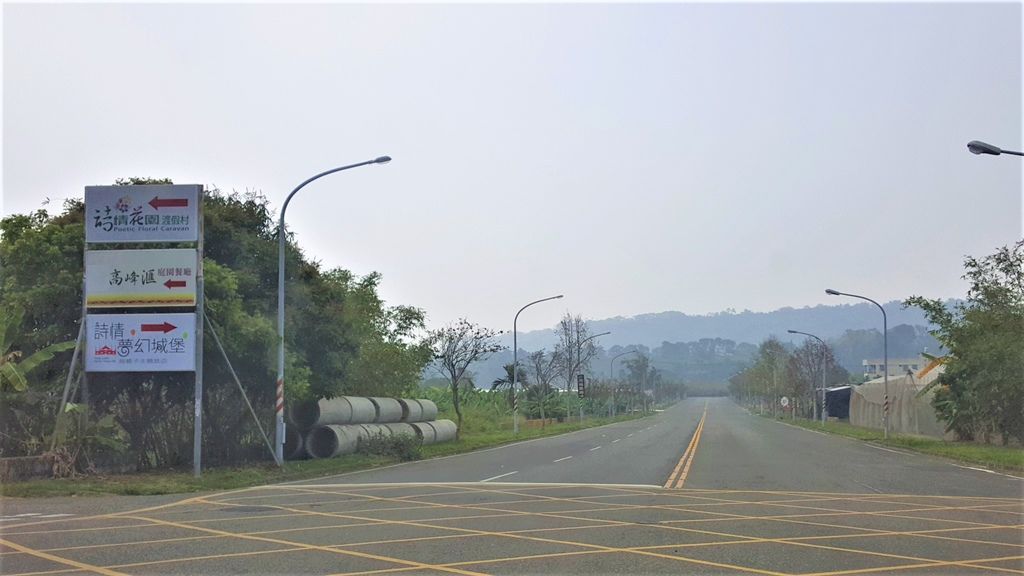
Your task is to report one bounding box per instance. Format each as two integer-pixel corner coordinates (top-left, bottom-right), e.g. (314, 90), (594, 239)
(664, 401), (708, 489)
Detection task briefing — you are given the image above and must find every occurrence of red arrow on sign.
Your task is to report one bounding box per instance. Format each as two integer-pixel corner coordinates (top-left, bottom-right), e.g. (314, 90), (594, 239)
(164, 279), (187, 289)
(148, 196), (189, 210)
(141, 322), (177, 334)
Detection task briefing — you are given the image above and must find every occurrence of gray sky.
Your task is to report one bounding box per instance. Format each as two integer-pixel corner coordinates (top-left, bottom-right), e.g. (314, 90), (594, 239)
(3, 3), (1021, 333)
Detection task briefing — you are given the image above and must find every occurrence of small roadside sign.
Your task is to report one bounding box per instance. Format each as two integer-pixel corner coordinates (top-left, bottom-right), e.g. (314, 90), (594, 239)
(85, 313), (196, 372)
(85, 185), (200, 243)
(577, 374), (585, 398)
(85, 249), (198, 308)
(780, 396), (790, 408)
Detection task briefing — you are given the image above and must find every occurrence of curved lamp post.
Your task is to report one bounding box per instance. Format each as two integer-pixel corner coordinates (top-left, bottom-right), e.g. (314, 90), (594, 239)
(569, 331), (611, 422)
(276, 156), (391, 464)
(967, 140), (1024, 156)
(826, 288), (888, 439)
(512, 294), (564, 435)
(788, 329), (828, 423)
(609, 349), (639, 417)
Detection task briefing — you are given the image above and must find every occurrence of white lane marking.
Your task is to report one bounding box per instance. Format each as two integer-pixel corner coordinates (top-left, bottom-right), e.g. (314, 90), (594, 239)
(611, 439), (621, 443)
(553, 456), (573, 463)
(590, 446), (602, 451)
(480, 470), (519, 482)
(956, 465), (1024, 480)
(627, 433), (634, 438)
(866, 444), (907, 455)
(0, 510), (73, 520)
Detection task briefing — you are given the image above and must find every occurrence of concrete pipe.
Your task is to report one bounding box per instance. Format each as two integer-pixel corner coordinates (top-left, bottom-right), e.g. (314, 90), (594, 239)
(290, 396), (377, 429)
(416, 399), (439, 421)
(398, 398), (423, 423)
(426, 419), (457, 443)
(355, 423), (392, 444)
(284, 426), (308, 460)
(408, 422), (436, 444)
(307, 425), (360, 458)
(381, 422), (418, 440)
(369, 397), (404, 423)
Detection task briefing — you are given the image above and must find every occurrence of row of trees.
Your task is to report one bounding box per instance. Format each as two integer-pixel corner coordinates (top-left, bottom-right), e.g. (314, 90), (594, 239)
(728, 337), (849, 419)
(425, 312), (686, 433)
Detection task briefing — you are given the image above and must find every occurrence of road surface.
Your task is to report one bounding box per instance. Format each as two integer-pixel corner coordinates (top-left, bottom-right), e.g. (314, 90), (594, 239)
(2, 397), (1021, 575)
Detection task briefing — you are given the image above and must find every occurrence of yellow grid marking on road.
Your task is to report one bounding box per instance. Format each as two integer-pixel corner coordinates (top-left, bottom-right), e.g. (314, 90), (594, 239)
(0, 537), (128, 576)
(203, 487), (791, 576)
(805, 554), (1024, 576)
(4, 485), (1021, 576)
(115, 513), (491, 576)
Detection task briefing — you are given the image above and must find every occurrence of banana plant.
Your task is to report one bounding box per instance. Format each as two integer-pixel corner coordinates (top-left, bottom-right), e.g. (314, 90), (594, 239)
(0, 307), (76, 392)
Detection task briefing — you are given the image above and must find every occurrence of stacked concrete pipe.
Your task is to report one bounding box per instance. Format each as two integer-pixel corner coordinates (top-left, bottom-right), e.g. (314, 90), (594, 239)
(288, 396), (456, 460)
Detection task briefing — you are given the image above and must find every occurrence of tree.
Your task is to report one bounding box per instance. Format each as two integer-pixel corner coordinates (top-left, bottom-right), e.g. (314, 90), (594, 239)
(786, 340), (848, 420)
(554, 313), (599, 394)
(491, 363), (529, 408)
(427, 319), (505, 435)
(527, 349), (561, 424)
(906, 240), (1024, 444)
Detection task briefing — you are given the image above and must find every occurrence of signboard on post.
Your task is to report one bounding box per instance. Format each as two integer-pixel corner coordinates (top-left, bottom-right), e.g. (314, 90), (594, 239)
(780, 396), (790, 408)
(577, 374), (585, 398)
(85, 185), (200, 243)
(85, 249), (198, 308)
(85, 312), (197, 372)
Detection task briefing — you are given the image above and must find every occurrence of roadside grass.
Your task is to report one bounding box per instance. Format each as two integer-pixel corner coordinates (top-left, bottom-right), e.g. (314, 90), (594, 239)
(1, 411), (651, 498)
(771, 416), (1024, 473)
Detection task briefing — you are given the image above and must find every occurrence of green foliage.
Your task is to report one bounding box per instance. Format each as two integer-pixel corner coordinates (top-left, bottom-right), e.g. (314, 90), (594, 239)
(906, 241), (1024, 445)
(356, 432), (422, 461)
(0, 186), (433, 468)
(51, 402), (128, 477)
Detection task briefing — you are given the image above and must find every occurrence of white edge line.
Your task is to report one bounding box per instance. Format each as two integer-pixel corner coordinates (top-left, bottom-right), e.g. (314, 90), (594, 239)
(480, 471), (519, 482)
(552, 456), (573, 463)
(611, 439), (621, 443)
(956, 465), (1024, 480)
(589, 446), (602, 451)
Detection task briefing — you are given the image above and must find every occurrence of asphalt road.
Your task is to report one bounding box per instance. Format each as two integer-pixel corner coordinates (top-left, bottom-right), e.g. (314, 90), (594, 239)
(290, 397), (1022, 498)
(2, 397), (1021, 575)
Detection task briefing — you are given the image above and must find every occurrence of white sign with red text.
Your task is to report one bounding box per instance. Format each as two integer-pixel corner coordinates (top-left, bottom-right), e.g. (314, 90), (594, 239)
(85, 185), (200, 243)
(85, 249), (198, 308)
(86, 313), (196, 372)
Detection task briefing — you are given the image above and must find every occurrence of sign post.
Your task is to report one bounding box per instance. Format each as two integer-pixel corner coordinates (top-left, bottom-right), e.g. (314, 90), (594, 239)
(83, 184), (204, 476)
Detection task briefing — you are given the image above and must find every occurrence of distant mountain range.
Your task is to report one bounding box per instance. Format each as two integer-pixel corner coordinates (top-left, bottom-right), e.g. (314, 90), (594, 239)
(425, 300), (951, 389)
(503, 300), (950, 352)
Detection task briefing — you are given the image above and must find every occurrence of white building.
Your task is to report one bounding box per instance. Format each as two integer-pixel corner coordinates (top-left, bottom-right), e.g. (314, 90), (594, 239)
(862, 357), (925, 379)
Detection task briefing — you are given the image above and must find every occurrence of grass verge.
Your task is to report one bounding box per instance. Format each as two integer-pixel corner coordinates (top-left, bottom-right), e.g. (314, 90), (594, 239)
(771, 416), (1024, 473)
(0, 412), (651, 498)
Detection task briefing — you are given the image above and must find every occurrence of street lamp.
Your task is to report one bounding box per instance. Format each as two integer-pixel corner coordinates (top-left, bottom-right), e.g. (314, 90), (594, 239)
(788, 329), (828, 424)
(512, 294), (564, 435)
(826, 288), (889, 439)
(609, 350), (639, 417)
(571, 331), (611, 423)
(967, 140), (1024, 156)
(276, 156), (391, 464)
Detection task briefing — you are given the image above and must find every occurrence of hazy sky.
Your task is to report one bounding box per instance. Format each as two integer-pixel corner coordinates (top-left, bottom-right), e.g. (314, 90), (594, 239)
(3, 3), (1021, 333)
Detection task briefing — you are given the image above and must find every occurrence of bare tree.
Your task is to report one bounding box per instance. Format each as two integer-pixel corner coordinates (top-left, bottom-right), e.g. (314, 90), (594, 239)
(427, 319), (505, 435)
(554, 313), (599, 394)
(528, 349), (561, 425)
